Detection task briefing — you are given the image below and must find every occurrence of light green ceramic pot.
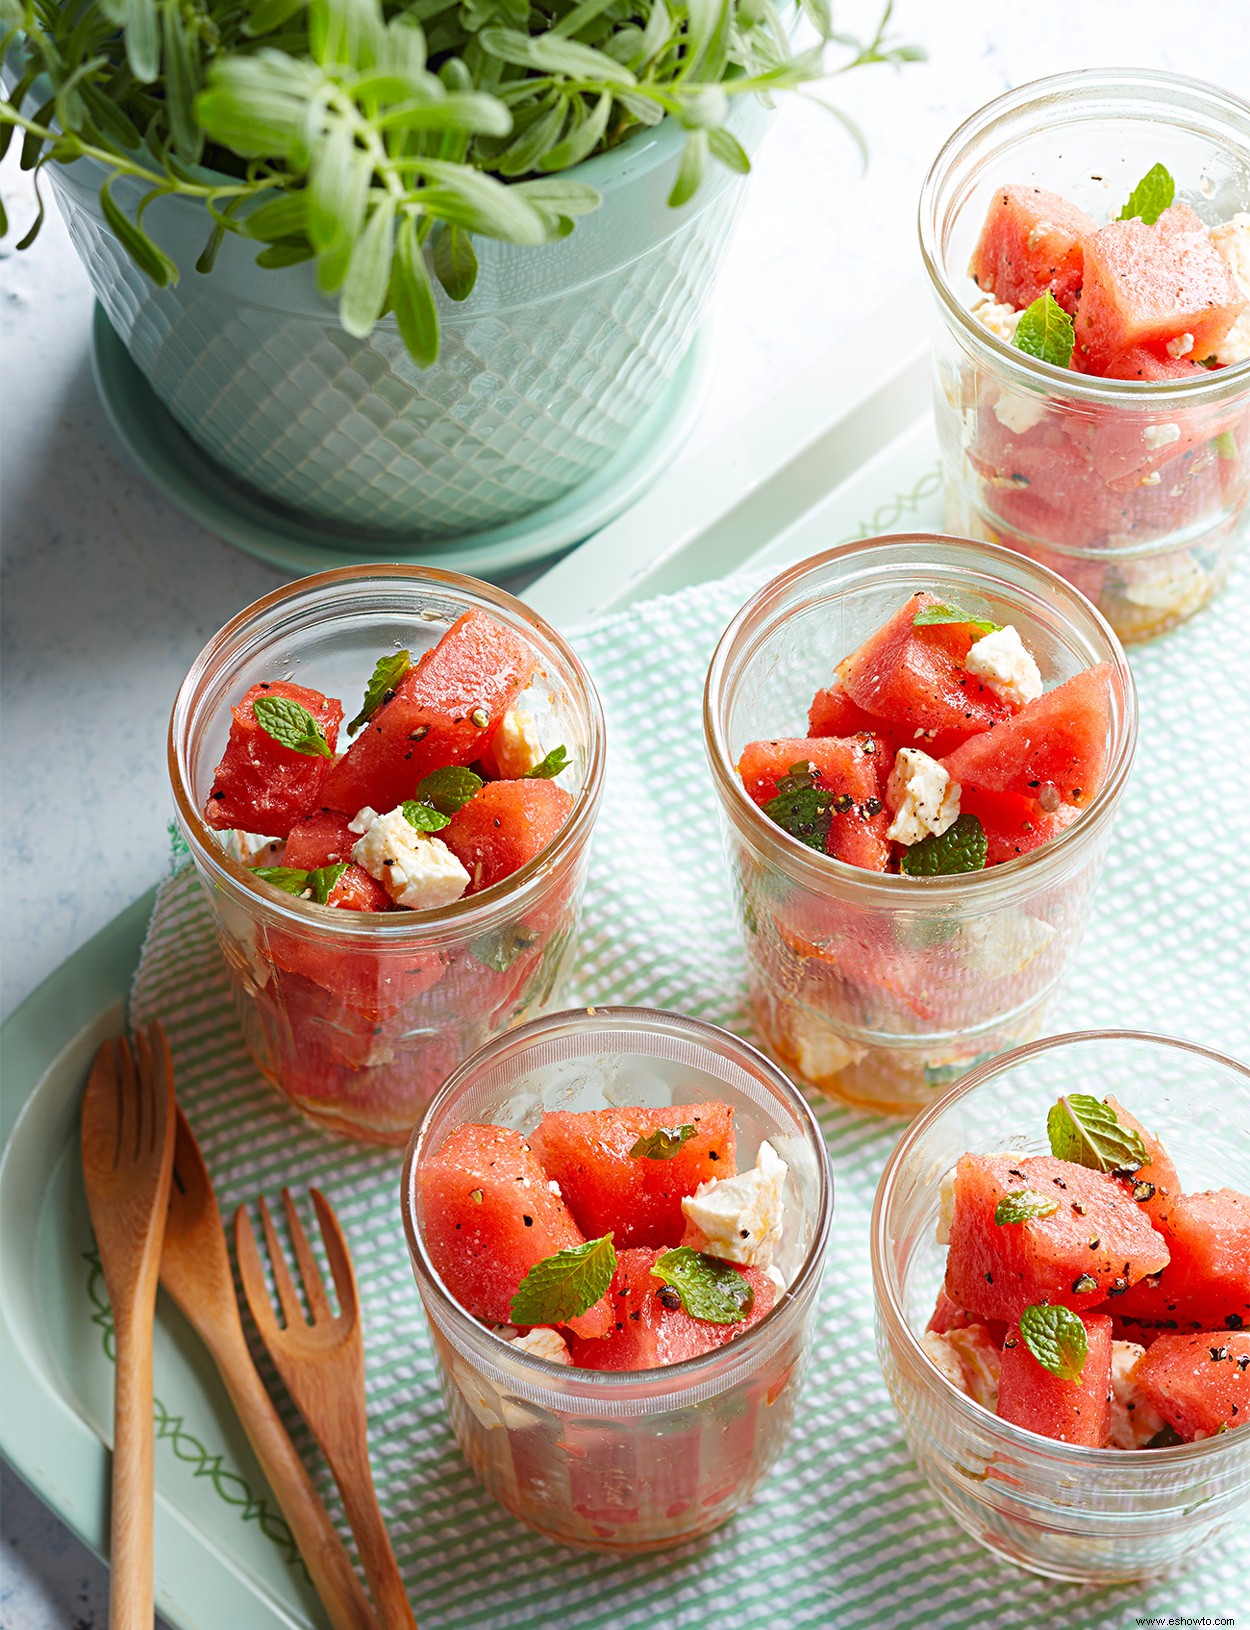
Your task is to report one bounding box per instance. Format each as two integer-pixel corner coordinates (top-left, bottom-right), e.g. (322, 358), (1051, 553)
(47, 98), (769, 538)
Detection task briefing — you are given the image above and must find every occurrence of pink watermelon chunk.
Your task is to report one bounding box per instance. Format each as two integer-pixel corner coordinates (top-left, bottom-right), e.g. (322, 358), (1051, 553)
(419, 1123), (613, 1339)
(970, 184), (1096, 315)
(282, 809), (393, 911)
(529, 1103), (735, 1250)
(941, 664), (1113, 807)
(1105, 1097), (1182, 1230)
(958, 787), (1080, 865)
(944, 1153), (1170, 1324)
(322, 611), (536, 817)
(926, 1289), (1008, 1348)
(1133, 1331), (1250, 1439)
(1111, 1190), (1250, 1336)
(997, 1313), (1113, 1446)
(566, 1247), (774, 1371)
(737, 736), (891, 871)
(836, 593), (1014, 735)
(807, 682), (887, 740)
(205, 681), (343, 839)
(442, 778), (574, 895)
(1074, 204), (1247, 376)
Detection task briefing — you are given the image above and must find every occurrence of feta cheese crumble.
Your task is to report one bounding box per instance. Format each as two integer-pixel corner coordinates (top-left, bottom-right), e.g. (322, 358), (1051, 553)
(1117, 554), (1210, 620)
(350, 806), (470, 911)
(886, 749), (960, 846)
(1166, 332), (1195, 359)
(920, 1325), (1002, 1413)
(681, 1140), (787, 1270)
(1108, 1341), (1168, 1450)
(1142, 422), (1181, 452)
(490, 708), (546, 780)
(970, 296), (1021, 344)
(993, 391), (1047, 435)
(789, 1009), (867, 1086)
(509, 1327), (572, 1365)
(1209, 213), (1250, 366)
(964, 625), (1043, 708)
(959, 910), (1058, 979)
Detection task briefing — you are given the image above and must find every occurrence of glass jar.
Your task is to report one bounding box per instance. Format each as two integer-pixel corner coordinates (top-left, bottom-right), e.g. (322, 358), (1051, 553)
(703, 533), (1137, 1116)
(401, 1006), (832, 1551)
(920, 70), (1250, 644)
(871, 1030), (1250, 1583)
(169, 566), (605, 1145)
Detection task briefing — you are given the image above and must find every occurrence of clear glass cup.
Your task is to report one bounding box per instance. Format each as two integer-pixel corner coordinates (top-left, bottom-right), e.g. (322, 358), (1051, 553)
(703, 533), (1137, 1116)
(920, 70), (1250, 645)
(169, 566), (605, 1145)
(871, 1030), (1250, 1583)
(400, 1006), (832, 1551)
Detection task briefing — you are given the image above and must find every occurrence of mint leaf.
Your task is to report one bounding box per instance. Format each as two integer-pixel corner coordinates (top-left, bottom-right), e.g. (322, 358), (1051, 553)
(253, 866), (311, 895)
(1018, 1303), (1088, 1382)
(251, 695), (333, 758)
(469, 924), (540, 972)
(509, 1234), (616, 1326)
(418, 765), (483, 815)
(629, 1124), (697, 1161)
(526, 744), (569, 780)
(401, 799), (452, 833)
(1119, 162), (1175, 226)
(650, 1247), (755, 1324)
(913, 602), (1001, 635)
(347, 650), (411, 734)
(1013, 291), (1076, 369)
(1214, 430), (1238, 461)
(995, 1189), (1060, 1226)
(308, 862), (348, 905)
(900, 813), (987, 876)
(762, 760), (832, 853)
(1046, 1094), (1149, 1174)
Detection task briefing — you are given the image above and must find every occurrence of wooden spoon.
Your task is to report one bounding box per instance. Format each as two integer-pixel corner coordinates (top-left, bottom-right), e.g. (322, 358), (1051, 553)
(81, 1025), (176, 1630)
(160, 1107), (376, 1630)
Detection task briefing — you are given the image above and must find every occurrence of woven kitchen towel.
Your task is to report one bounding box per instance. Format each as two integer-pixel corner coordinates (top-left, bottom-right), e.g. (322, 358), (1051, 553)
(130, 546), (1250, 1629)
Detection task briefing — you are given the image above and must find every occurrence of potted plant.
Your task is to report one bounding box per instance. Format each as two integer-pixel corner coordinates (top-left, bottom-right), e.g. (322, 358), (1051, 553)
(1, 0), (919, 537)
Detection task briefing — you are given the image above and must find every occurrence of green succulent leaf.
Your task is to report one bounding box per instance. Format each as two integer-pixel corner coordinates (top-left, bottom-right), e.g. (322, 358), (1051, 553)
(1018, 1303), (1088, 1383)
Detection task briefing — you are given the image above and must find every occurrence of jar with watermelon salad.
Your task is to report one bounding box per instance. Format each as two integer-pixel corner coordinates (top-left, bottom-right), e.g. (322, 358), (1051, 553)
(920, 70), (1250, 644)
(872, 1032), (1250, 1583)
(169, 567), (604, 1144)
(402, 1007), (831, 1551)
(704, 535), (1136, 1116)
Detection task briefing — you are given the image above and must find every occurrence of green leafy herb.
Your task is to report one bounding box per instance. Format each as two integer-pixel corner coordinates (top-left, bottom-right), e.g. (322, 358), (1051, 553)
(1018, 1303), (1089, 1383)
(900, 813), (988, 877)
(253, 862), (347, 903)
(348, 650), (411, 734)
(251, 694), (333, 758)
(1013, 292), (1076, 369)
(629, 1125), (697, 1161)
(418, 765), (483, 816)
(913, 602), (1001, 635)
(253, 866), (313, 896)
(308, 862), (348, 905)
(526, 745), (570, 780)
(509, 1234), (616, 1326)
(1119, 163), (1175, 226)
(469, 924), (540, 973)
(995, 1189), (1061, 1226)
(650, 1247), (755, 1324)
(401, 799), (452, 834)
(1214, 430), (1238, 461)
(1046, 1095), (1150, 1175)
(762, 760), (833, 853)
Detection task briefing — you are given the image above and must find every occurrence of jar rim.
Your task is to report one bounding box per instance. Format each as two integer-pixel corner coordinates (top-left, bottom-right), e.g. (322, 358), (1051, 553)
(168, 563), (606, 943)
(918, 67), (1250, 404)
(702, 533), (1138, 905)
(870, 1027), (1250, 1467)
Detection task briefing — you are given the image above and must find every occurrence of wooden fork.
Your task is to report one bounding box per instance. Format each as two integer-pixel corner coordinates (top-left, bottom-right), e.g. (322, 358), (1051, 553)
(235, 1190), (417, 1630)
(81, 1025), (176, 1630)
(160, 1111), (375, 1630)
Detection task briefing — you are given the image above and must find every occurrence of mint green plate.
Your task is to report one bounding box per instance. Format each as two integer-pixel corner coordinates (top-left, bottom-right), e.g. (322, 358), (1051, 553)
(91, 304), (709, 579)
(0, 892), (329, 1630)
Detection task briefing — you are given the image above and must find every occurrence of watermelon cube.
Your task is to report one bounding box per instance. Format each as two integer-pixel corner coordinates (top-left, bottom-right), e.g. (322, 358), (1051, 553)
(528, 1102), (736, 1249)
(321, 611), (536, 817)
(1111, 1189), (1250, 1335)
(944, 1153), (1171, 1324)
(1133, 1331), (1250, 1440)
(807, 682), (888, 741)
(940, 664), (1113, 807)
(1105, 1097), (1181, 1229)
(836, 593), (1014, 735)
(1074, 204), (1247, 376)
(204, 681), (343, 839)
(958, 786), (1080, 866)
(566, 1247), (774, 1371)
(997, 1313), (1113, 1446)
(737, 737), (891, 871)
(419, 1123), (613, 1339)
(442, 779), (574, 895)
(283, 810), (392, 911)
(970, 185), (1097, 316)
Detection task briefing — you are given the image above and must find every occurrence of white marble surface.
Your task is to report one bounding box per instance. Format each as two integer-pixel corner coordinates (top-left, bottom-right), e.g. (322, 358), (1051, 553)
(2, 2), (1247, 1623)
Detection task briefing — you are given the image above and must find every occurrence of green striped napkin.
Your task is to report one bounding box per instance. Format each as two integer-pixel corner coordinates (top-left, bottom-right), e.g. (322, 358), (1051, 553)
(130, 548), (1250, 1628)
